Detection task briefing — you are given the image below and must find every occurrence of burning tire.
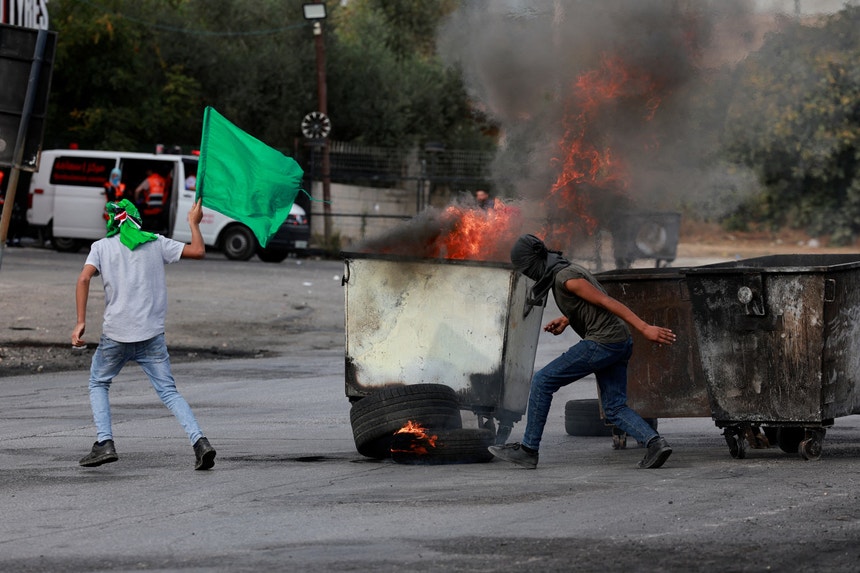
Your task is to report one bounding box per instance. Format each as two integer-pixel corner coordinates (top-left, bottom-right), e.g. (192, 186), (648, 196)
(564, 399), (613, 437)
(391, 428), (495, 465)
(350, 384), (463, 459)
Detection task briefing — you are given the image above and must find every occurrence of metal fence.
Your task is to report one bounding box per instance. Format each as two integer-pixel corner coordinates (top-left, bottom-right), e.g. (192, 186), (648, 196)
(296, 141), (497, 246)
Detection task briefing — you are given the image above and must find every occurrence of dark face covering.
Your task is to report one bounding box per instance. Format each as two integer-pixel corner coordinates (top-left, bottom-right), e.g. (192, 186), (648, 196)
(510, 234), (570, 311)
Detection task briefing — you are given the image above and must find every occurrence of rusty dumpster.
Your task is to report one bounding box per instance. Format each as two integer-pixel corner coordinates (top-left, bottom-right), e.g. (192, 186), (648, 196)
(684, 254), (860, 459)
(597, 267), (710, 419)
(342, 252), (544, 443)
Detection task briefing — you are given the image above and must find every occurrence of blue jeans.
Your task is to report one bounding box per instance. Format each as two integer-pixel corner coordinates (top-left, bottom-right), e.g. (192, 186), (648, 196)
(522, 337), (658, 451)
(88, 334), (204, 445)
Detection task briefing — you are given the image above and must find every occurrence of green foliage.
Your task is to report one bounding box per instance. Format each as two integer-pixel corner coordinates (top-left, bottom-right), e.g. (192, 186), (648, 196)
(47, 0), (202, 149)
(723, 6), (860, 242)
(43, 0), (494, 155)
(329, 0), (492, 150)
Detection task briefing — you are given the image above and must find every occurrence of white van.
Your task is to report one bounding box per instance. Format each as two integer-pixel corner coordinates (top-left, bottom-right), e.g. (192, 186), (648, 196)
(26, 149), (309, 262)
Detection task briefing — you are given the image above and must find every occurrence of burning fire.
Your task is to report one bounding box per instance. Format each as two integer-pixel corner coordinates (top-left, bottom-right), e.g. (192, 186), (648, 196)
(429, 198), (523, 262)
(392, 420), (438, 455)
(433, 54), (662, 260)
(543, 54), (661, 244)
(361, 56), (666, 263)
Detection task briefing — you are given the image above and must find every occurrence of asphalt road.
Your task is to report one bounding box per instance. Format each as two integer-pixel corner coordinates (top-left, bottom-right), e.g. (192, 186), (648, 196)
(1, 247), (859, 572)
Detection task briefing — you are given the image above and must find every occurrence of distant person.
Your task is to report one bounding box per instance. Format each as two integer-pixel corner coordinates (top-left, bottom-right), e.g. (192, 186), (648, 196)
(185, 173), (197, 191)
(103, 168), (125, 202)
(489, 234), (676, 470)
(1, 170), (26, 247)
(134, 169), (167, 218)
(475, 189), (492, 210)
(72, 198), (216, 471)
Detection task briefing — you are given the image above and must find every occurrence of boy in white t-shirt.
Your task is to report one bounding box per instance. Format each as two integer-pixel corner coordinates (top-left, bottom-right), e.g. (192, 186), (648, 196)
(72, 199), (216, 471)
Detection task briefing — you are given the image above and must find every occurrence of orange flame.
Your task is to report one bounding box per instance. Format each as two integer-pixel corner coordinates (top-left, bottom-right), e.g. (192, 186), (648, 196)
(392, 420), (438, 455)
(429, 198), (523, 263)
(544, 53), (661, 244)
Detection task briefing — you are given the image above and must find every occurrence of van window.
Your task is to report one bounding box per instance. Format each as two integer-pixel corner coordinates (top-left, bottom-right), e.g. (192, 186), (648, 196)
(49, 156), (115, 186)
(183, 158), (198, 191)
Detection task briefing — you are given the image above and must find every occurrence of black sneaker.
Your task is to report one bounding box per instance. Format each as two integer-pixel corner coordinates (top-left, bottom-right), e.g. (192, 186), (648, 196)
(193, 437), (216, 471)
(488, 442), (538, 469)
(638, 436), (672, 469)
(79, 440), (118, 467)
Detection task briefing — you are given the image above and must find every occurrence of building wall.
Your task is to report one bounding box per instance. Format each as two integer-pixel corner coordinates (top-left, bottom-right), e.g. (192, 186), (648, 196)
(308, 181), (422, 248)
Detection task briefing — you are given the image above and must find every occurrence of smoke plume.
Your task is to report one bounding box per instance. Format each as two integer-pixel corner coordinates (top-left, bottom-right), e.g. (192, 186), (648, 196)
(436, 0), (766, 245)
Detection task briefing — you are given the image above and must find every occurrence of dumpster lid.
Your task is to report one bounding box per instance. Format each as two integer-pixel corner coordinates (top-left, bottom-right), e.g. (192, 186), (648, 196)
(597, 266), (691, 281)
(683, 254), (860, 275)
(341, 251), (514, 270)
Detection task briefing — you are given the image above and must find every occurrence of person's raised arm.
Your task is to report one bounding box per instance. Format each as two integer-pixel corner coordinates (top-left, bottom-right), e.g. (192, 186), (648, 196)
(181, 199), (205, 259)
(563, 277), (676, 345)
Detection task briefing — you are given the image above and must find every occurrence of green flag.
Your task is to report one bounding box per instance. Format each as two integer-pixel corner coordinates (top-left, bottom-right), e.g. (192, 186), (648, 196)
(197, 107), (304, 247)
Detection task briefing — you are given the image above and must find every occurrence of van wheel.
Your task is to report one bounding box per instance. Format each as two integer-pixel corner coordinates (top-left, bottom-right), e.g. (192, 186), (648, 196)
(222, 226), (257, 261)
(256, 247), (290, 263)
(52, 237), (81, 253)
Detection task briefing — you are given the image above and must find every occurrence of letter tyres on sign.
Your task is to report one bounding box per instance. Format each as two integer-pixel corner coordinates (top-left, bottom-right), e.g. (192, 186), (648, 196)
(0, 0), (50, 29)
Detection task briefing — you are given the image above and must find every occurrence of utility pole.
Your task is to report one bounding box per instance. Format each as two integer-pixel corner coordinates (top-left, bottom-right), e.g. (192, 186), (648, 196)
(303, 3), (332, 245)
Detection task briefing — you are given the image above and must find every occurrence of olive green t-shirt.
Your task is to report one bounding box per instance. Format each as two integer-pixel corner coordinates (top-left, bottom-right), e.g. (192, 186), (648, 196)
(553, 264), (631, 343)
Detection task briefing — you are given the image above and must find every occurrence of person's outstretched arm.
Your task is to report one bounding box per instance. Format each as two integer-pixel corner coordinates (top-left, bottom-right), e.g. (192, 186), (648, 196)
(563, 278), (676, 345)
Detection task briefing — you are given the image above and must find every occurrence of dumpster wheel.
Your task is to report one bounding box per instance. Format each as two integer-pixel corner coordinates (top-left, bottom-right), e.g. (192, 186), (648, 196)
(798, 428), (827, 461)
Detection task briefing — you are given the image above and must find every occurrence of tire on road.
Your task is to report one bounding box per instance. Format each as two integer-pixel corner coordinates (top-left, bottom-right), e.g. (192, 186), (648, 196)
(350, 384), (463, 459)
(564, 399), (613, 437)
(52, 236), (82, 253)
(391, 428), (495, 465)
(776, 426), (805, 454)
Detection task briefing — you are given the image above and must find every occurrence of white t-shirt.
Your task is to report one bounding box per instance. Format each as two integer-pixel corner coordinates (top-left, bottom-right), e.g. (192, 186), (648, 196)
(85, 235), (185, 343)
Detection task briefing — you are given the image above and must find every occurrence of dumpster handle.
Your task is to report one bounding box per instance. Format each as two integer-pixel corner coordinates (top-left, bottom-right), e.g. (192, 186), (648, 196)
(824, 279), (836, 302)
(342, 260), (351, 286)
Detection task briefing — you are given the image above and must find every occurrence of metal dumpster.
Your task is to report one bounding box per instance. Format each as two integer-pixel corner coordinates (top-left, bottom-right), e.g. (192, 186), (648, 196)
(342, 252), (544, 442)
(597, 267), (710, 419)
(684, 254), (860, 459)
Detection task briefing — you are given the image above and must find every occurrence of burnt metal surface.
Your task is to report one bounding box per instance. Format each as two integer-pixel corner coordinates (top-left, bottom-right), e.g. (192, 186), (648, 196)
(684, 254), (860, 425)
(597, 267), (710, 418)
(342, 254), (543, 418)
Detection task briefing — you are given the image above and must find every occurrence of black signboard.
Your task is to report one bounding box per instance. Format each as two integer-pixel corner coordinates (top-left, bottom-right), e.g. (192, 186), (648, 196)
(0, 23), (57, 171)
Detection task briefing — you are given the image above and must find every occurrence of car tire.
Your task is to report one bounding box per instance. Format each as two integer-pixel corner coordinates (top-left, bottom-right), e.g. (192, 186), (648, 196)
(564, 399), (613, 437)
(391, 428), (495, 465)
(256, 247), (290, 263)
(350, 384), (463, 459)
(52, 236), (81, 253)
(222, 225), (257, 261)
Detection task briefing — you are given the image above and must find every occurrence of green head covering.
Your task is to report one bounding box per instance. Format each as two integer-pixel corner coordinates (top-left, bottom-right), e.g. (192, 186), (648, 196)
(105, 199), (158, 250)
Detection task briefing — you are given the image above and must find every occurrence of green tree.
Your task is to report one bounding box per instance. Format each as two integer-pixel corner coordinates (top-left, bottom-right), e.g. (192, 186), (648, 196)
(44, 0), (495, 155)
(329, 0), (495, 150)
(46, 0), (202, 150)
(723, 6), (860, 243)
